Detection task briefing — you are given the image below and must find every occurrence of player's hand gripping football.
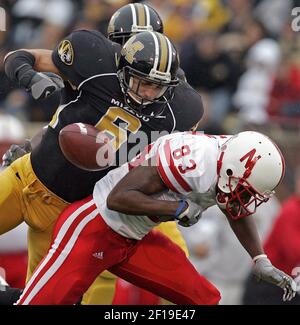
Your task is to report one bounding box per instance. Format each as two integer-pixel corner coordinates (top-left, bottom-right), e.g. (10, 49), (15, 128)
(253, 256), (297, 302)
(174, 199), (202, 227)
(2, 140), (32, 167)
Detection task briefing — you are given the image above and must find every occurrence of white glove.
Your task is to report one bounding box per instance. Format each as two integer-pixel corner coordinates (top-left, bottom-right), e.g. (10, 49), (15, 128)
(253, 255), (297, 302)
(174, 199), (202, 227)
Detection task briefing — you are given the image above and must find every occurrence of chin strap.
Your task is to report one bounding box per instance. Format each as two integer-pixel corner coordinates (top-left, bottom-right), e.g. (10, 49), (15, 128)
(217, 151), (224, 176)
(216, 191), (228, 210)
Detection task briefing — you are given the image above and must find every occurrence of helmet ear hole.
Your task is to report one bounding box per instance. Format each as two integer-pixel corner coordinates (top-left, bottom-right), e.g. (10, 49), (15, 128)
(226, 169), (233, 176)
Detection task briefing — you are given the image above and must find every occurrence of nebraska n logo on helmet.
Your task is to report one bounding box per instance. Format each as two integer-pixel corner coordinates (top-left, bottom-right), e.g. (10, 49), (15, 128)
(107, 3), (163, 46)
(117, 31), (179, 117)
(216, 131), (285, 220)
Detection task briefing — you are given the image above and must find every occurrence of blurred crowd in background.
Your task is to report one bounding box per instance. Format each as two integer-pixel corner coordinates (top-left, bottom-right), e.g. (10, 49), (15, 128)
(0, 0), (300, 304)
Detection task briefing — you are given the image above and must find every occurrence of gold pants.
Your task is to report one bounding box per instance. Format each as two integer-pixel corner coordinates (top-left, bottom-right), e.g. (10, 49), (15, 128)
(0, 154), (189, 304)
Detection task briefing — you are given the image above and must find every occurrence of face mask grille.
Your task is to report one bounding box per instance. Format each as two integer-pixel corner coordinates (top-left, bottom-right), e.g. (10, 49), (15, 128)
(117, 67), (178, 117)
(218, 177), (271, 220)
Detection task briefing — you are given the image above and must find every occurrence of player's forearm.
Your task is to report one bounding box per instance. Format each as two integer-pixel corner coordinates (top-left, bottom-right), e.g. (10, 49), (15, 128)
(107, 189), (180, 217)
(25, 49), (59, 74)
(225, 213), (264, 258)
(107, 164), (181, 218)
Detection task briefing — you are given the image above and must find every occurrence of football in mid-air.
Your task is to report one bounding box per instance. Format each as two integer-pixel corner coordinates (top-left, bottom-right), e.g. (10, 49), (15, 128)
(59, 123), (115, 171)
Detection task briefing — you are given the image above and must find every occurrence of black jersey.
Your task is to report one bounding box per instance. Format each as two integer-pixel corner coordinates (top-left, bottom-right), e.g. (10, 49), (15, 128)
(31, 30), (203, 202)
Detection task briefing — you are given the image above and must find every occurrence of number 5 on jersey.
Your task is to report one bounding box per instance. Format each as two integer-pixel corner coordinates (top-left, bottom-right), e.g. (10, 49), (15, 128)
(95, 107), (141, 151)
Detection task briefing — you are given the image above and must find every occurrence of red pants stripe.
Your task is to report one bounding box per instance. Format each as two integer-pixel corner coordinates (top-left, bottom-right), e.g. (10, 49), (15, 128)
(17, 196), (221, 305)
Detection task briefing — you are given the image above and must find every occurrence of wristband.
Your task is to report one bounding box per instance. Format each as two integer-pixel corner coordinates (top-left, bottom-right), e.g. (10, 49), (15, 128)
(174, 200), (188, 219)
(253, 254), (268, 263)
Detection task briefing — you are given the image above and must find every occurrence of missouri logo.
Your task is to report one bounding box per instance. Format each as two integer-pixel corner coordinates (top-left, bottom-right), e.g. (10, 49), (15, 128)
(58, 40), (74, 65)
(121, 36), (144, 64)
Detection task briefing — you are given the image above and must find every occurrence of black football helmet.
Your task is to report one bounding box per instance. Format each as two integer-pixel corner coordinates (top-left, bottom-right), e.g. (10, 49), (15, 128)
(117, 31), (179, 117)
(107, 3), (163, 46)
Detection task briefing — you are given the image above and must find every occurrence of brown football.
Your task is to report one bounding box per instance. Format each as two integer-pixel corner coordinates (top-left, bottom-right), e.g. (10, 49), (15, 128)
(59, 123), (115, 171)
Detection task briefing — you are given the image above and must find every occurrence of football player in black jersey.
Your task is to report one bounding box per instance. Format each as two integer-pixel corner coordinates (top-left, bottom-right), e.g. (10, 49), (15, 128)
(0, 4), (203, 305)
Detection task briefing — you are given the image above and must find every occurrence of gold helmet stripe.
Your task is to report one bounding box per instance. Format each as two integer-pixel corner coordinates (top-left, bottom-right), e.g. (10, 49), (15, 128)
(157, 32), (169, 73)
(134, 3), (146, 27)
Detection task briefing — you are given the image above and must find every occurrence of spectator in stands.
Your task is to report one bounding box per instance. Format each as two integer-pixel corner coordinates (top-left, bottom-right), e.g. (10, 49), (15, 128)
(0, 224), (28, 289)
(266, 24), (300, 124)
(233, 38), (281, 126)
(222, 0), (253, 34)
(180, 31), (239, 128)
(8, 0), (75, 49)
(0, 114), (27, 290)
(73, 0), (129, 35)
(254, 0), (292, 38)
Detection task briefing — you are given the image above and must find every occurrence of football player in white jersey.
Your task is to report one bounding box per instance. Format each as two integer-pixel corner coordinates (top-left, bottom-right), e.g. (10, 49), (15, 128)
(16, 131), (297, 304)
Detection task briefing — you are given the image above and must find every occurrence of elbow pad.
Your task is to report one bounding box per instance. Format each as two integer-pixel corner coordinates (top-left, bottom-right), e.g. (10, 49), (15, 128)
(4, 50), (36, 88)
